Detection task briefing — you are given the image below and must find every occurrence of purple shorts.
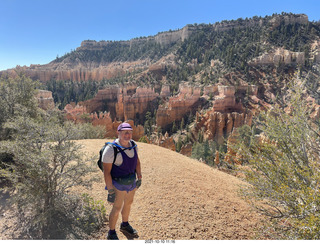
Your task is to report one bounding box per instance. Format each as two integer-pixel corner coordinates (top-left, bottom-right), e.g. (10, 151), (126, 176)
(112, 179), (136, 192)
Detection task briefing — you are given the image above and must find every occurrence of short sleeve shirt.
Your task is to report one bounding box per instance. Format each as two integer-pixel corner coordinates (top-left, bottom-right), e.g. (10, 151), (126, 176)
(102, 139), (138, 166)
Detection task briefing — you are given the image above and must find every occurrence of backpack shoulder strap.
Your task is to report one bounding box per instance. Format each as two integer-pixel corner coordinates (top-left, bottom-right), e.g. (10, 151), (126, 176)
(130, 140), (136, 147)
(106, 141), (122, 165)
(112, 146), (118, 164)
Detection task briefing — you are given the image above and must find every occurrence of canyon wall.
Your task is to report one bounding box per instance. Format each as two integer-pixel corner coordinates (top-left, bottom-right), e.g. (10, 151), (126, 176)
(193, 110), (253, 145)
(64, 83), (259, 149)
(8, 60), (145, 82)
(213, 14), (308, 32)
(191, 85), (257, 144)
(156, 83), (202, 129)
(83, 84), (159, 122)
(36, 89), (55, 110)
(83, 82), (204, 131)
(79, 24), (196, 51)
(249, 48), (305, 66)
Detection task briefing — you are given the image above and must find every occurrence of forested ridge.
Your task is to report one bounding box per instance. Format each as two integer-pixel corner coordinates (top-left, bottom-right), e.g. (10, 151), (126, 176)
(44, 13), (320, 108)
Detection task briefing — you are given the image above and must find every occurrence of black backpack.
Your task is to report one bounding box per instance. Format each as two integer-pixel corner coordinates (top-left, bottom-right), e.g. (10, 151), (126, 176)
(97, 140), (137, 172)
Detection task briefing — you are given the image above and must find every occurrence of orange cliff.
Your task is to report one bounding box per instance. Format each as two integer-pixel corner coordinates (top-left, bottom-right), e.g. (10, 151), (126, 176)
(156, 82), (202, 130)
(1, 60), (146, 82)
(63, 83), (163, 140)
(83, 84), (159, 122)
(63, 83), (262, 150)
(191, 85), (258, 144)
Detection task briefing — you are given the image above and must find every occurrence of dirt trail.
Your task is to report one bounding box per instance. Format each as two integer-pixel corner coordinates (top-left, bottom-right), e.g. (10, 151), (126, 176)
(80, 139), (265, 240)
(0, 139), (265, 240)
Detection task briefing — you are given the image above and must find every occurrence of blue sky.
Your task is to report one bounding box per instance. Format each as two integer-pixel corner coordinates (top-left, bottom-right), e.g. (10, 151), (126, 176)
(1, 0), (319, 71)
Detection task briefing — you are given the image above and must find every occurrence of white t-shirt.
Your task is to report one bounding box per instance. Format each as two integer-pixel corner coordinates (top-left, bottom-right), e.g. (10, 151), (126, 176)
(102, 139), (137, 166)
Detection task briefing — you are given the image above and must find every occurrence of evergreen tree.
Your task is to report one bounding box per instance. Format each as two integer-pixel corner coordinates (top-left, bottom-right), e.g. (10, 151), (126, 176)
(176, 136), (182, 152)
(144, 111), (153, 137)
(172, 121), (177, 134)
(0, 74), (38, 140)
(180, 118), (185, 131)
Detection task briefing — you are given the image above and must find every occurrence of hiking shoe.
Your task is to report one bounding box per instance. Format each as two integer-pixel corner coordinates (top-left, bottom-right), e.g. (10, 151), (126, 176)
(107, 232), (119, 240)
(120, 223), (139, 238)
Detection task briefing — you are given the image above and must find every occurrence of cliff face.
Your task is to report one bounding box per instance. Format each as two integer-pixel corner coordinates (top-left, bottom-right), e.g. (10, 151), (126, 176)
(36, 90), (55, 110)
(156, 83), (202, 130)
(9, 60), (146, 82)
(83, 84), (159, 122)
(213, 13), (308, 32)
(249, 48), (305, 66)
(78, 24), (196, 50)
(64, 82), (259, 148)
(83, 82), (204, 130)
(190, 85), (258, 144)
(269, 14), (308, 29)
(118, 86), (159, 121)
(193, 110), (253, 144)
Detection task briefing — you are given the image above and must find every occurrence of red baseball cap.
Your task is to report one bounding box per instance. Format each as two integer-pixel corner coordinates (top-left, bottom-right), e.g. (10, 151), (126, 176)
(117, 122), (133, 131)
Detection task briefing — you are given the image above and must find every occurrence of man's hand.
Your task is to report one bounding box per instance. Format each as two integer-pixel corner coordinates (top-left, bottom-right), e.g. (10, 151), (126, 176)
(107, 189), (116, 204)
(136, 179), (142, 189)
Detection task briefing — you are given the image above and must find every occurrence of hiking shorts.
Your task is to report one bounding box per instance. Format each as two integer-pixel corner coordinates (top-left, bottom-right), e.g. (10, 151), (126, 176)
(112, 179), (136, 193)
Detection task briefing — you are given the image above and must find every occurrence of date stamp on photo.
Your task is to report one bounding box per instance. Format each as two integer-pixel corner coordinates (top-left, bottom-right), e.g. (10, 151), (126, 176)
(145, 240), (175, 244)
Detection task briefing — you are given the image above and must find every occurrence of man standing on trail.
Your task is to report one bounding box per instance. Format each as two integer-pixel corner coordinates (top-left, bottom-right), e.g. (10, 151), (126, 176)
(102, 122), (142, 240)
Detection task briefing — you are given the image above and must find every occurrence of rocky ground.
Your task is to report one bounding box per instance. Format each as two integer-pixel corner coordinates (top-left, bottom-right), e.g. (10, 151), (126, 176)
(0, 139), (268, 240)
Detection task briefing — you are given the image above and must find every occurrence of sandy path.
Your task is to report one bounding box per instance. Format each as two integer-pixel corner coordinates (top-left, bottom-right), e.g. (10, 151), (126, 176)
(79, 139), (265, 240)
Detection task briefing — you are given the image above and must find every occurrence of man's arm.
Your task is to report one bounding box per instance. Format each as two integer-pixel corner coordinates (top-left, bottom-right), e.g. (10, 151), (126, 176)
(103, 163), (114, 190)
(136, 156), (142, 179)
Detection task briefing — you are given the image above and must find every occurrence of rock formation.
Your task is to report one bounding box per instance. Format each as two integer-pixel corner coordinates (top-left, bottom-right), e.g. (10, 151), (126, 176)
(191, 85), (256, 144)
(249, 48), (305, 66)
(153, 132), (176, 151)
(84, 84), (159, 122)
(156, 82), (202, 130)
(79, 25), (196, 51)
(84, 85), (119, 114)
(36, 90), (55, 110)
(80, 82), (205, 132)
(213, 13), (308, 32)
(269, 14), (308, 29)
(64, 83), (258, 146)
(118, 86), (159, 121)
(64, 103), (88, 122)
(4, 60), (146, 82)
(193, 110), (253, 144)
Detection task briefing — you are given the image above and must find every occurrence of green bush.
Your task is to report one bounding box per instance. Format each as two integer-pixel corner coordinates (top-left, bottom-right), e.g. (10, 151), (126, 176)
(75, 194), (106, 237)
(73, 123), (105, 139)
(236, 78), (320, 239)
(138, 136), (148, 143)
(0, 74), (106, 239)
